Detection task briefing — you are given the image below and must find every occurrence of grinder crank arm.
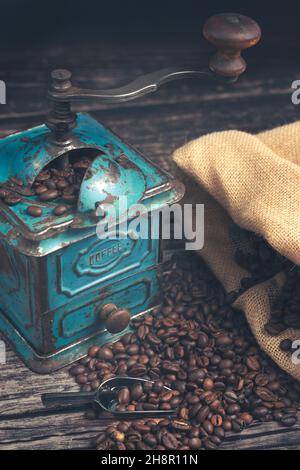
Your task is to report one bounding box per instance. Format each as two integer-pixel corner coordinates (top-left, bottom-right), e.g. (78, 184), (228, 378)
(48, 13), (261, 104)
(46, 13), (261, 142)
(49, 68), (216, 103)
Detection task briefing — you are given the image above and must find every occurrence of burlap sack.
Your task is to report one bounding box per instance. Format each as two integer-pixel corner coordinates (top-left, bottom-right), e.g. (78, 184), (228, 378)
(173, 122), (300, 380)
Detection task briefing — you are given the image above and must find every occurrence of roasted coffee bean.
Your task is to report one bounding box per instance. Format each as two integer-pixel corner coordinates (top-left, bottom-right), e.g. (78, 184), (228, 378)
(211, 414), (223, 427)
(162, 432), (178, 449)
(255, 386), (278, 402)
(26, 205), (42, 217)
(88, 345), (100, 358)
(189, 437), (202, 449)
(45, 179), (57, 190)
(63, 194), (77, 204)
(279, 338), (293, 352)
(36, 171), (50, 182)
(0, 188), (9, 199)
(246, 356), (261, 371)
(39, 189), (59, 202)
(54, 204), (69, 216)
(97, 346), (113, 361)
(35, 185), (48, 195)
(69, 364), (86, 376)
(252, 406), (269, 418)
(56, 179), (69, 190)
(131, 383), (144, 401)
(280, 415), (297, 427)
(118, 387), (130, 405)
(203, 377), (214, 391)
(4, 195), (21, 206)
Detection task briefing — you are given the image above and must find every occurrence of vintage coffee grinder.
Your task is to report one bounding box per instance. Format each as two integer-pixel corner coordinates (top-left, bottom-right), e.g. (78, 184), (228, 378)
(0, 13), (260, 372)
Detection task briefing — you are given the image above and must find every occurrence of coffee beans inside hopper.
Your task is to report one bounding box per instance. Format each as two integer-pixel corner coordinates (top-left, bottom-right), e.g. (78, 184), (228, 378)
(0, 154), (94, 217)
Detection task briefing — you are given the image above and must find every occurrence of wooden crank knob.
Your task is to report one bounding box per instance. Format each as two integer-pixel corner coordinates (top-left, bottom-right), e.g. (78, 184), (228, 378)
(203, 13), (261, 78)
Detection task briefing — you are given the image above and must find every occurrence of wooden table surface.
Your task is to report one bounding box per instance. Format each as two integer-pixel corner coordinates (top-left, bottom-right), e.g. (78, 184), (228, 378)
(0, 36), (299, 450)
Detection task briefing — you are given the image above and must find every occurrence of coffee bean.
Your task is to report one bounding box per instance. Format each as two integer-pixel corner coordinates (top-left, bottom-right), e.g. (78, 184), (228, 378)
(280, 415), (297, 427)
(211, 414), (223, 426)
(63, 194), (77, 204)
(252, 406), (269, 418)
(246, 356), (261, 371)
(189, 437), (202, 449)
(255, 373), (269, 386)
(255, 387), (278, 402)
(27, 205), (42, 217)
(36, 171), (50, 182)
(45, 179), (57, 190)
(4, 195), (21, 206)
(54, 204), (69, 216)
(131, 383), (144, 401)
(239, 412), (253, 425)
(162, 432), (178, 449)
(279, 339), (293, 352)
(0, 188), (9, 199)
(118, 387), (130, 405)
(39, 189), (59, 202)
(69, 365), (86, 376)
(203, 377), (214, 391)
(196, 406), (210, 423)
(76, 374), (88, 384)
(88, 345), (100, 358)
(56, 179), (69, 190)
(97, 346), (113, 361)
(35, 185), (48, 195)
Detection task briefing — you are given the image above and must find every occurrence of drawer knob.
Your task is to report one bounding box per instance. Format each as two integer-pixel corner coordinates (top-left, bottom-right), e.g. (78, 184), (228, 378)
(99, 303), (131, 334)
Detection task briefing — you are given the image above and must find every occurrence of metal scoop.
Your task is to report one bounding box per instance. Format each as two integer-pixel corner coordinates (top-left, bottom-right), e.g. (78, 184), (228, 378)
(41, 376), (177, 418)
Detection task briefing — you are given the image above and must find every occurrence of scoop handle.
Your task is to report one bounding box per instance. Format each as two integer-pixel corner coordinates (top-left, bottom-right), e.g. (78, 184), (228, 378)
(41, 391), (96, 409)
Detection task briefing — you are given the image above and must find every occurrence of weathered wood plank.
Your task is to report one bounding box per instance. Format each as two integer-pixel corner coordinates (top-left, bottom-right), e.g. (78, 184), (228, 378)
(0, 344), (77, 416)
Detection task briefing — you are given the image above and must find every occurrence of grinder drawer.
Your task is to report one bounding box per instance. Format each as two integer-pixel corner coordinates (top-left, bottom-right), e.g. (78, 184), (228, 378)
(43, 266), (160, 352)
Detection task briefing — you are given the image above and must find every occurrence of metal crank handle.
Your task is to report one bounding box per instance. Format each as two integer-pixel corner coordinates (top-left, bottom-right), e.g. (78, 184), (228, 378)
(48, 13), (261, 104)
(41, 391), (97, 410)
(45, 13), (260, 142)
(49, 68), (213, 103)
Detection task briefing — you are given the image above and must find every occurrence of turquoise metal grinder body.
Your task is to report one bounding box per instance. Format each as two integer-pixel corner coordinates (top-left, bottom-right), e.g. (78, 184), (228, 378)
(0, 112), (184, 373)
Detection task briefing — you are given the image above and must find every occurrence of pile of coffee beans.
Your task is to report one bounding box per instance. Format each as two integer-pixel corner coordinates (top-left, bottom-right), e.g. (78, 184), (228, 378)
(234, 232), (292, 293)
(265, 266), (300, 348)
(113, 381), (176, 412)
(0, 153), (95, 217)
(32, 157), (91, 206)
(69, 254), (300, 450)
(96, 418), (203, 450)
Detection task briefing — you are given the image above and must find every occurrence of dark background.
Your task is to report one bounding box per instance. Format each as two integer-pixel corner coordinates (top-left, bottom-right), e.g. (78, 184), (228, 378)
(1, 0), (299, 49)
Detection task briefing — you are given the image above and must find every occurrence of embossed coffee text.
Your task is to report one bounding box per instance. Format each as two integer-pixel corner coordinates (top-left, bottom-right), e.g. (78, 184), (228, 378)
(89, 243), (124, 266)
